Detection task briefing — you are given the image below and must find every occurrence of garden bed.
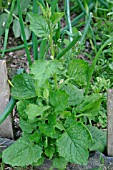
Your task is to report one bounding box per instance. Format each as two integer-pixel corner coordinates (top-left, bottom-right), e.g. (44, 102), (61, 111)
(0, 0), (113, 169)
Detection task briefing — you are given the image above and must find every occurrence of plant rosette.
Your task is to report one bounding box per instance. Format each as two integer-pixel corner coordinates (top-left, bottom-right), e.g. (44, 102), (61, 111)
(2, 59), (106, 169)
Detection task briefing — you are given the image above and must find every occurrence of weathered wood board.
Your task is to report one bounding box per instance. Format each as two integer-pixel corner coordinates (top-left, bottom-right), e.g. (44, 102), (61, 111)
(107, 89), (113, 156)
(0, 60), (13, 139)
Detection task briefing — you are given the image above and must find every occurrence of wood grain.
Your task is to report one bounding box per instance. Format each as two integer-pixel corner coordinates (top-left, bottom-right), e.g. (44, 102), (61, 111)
(0, 60), (13, 139)
(107, 89), (113, 156)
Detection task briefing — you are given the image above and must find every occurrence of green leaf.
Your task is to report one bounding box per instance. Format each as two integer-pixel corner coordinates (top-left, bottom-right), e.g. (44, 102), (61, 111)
(25, 104), (50, 120)
(45, 146), (55, 159)
(11, 74), (37, 100)
(64, 116), (75, 128)
(76, 94), (102, 118)
(33, 157), (44, 166)
(43, 87), (49, 102)
(39, 123), (56, 138)
(51, 0), (58, 13)
(39, 114), (57, 138)
(14, 0), (31, 15)
(31, 60), (60, 87)
(38, 2), (46, 17)
(62, 84), (84, 106)
(87, 125), (106, 152)
(51, 12), (64, 26)
(0, 13), (8, 36)
(60, 111), (71, 119)
(28, 13), (49, 38)
(2, 137), (42, 166)
(52, 157), (67, 169)
(22, 131), (41, 144)
(40, 115), (61, 139)
(48, 114), (57, 126)
(13, 19), (21, 38)
(67, 59), (89, 86)
(19, 119), (37, 133)
(56, 121), (65, 131)
(56, 122), (91, 165)
(50, 90), (68, 112)
(17, 100), (31, 119)
(28, 131), (41, 143)
(21, 25), (31, 40)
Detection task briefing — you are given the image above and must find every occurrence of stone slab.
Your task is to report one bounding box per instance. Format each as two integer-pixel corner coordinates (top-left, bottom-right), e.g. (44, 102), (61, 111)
(0, 137), (14, 153)
(35, 152), (113, 170)
(0, 60), (13, 139)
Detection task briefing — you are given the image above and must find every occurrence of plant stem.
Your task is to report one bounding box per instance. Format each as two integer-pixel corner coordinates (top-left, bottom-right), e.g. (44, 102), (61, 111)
(98, 0), (108, 8)
(76, 0), (86, 14)
(46, 3), (55, 59)
(51, 0), (58, 14)
(4, 8), (19, 20)
(90, 26), (97, 53)
(56, 32), (81, 59)
(80, 12), (92, 44)
(1, 163), (4, 170)
(66, 0), (73, 42)
(61, 3), (94, 34)
(0, 68), (25, 125)
(49, 28), (55, 59)
(84, 0), (89, 15)
(2, 29), (8, 57)
(75, 114), (85, 118)
(39, 39), (47, 59)
(38, 0), (46, 8)
(32, 0), (38, 60)
(54, 73), (58, 89)
(17, 0), (32, 66)
(0, 97), (16, 125)
(0, 40), (42, 53)
(0, 42), (30, 53)
(61, 12), (84, 34)
(1, 0), (16, 57)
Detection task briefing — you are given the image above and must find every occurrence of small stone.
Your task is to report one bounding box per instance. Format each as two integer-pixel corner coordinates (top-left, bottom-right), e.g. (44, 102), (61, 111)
(0, 138), (14, 153)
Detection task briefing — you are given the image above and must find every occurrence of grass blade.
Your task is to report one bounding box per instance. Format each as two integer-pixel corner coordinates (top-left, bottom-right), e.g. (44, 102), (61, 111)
(38, 0), (45, 8)
(51, 0), (58, 13)
(85, 37), (113, 95)
(98, 0), (108, 8)
(76, 0), (86, 14)
(32, 0), (38, 60)
(17, 0), (32, 66)
(90, 26), (97, 52)
(1, 0), (16, 58)
(0, 40), (42, 53)
(66, 0), (73, 42)
(39, 39), (47, 59)
(61, 3), (94, 34)
(61, 12), (84, 34)
(56, 32), (81, 59)
(80, 12), (92, 44)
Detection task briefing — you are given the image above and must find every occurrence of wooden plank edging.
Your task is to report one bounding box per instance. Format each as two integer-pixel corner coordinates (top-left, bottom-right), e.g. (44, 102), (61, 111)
(0, 60), (13, 139)
(107, 89), (113, 156)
